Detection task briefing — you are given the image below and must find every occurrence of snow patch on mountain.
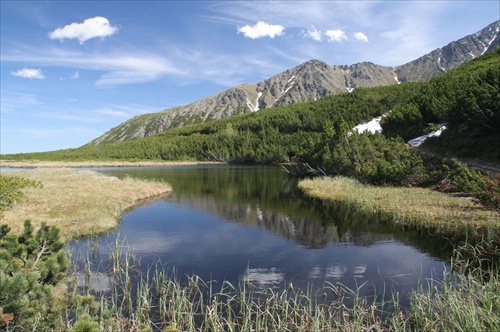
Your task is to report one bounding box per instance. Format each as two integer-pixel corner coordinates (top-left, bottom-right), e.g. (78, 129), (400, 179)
(353, 116), (383, 134)
(407, 125), (447, 147)
(246, 91), (263, 112)
(353, 114), (447, 147)
(254, 91), (262, 112)
(283, 76), (296, 94)
(283, 83), (295, 94)
(437, 55), (446, 72)
(482, 28), (499, 55)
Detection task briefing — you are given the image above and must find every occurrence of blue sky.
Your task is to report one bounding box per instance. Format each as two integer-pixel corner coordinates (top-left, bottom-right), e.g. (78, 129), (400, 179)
(1, 1), (498, 154)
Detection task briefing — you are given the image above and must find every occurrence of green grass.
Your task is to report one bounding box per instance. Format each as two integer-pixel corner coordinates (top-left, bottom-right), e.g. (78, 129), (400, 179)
(2, 222), (498, 331)
(64, 240), (499, 332)
(298, 176), (500, 243)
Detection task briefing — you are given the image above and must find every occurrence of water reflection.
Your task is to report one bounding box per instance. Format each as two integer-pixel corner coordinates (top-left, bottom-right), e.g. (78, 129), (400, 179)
(244, 268), (285, 288)
(72, 165), (451, 305)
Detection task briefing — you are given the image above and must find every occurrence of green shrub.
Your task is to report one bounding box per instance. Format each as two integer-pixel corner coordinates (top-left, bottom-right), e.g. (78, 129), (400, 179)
(0, 221), (69, 330)
(70, 313), (100, 332)
(314, 121), (428, 186)
(0, 175), (42, 218)
(443, 159), (500, 211)
(381, 102), (427, 141)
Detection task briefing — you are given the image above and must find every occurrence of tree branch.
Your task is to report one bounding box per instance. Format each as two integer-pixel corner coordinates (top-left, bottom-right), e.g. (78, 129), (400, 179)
(33, 239), (48, 267)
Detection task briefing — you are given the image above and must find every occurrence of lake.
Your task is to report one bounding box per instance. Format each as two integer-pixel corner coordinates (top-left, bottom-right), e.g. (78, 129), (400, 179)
(71, 164), (451, 306)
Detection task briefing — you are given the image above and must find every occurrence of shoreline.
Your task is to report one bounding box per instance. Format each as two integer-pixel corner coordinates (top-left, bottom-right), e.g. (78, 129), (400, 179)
(0, 160), (225, 168)
(298, 176), (500, 243)
(1, 168), (172, 240)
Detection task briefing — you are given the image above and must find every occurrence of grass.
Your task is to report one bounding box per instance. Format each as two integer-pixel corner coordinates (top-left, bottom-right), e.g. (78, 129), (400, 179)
(298, 176), (500, 243)
(0, 168), (171, 240)
(63, 240), (499, 332)
(407, 241), (500, 331)
(0, 160), (223, 168)
(3, 229), (498, 331)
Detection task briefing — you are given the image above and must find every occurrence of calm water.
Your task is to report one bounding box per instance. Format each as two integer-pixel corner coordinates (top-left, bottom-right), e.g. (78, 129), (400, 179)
(71, 165), (452, 304)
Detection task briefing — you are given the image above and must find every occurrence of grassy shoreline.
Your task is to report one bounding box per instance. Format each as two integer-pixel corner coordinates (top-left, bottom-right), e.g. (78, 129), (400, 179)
(298, 176), (500, 243)
(0, 168), (171, 240)
(0, 160), (224, 168)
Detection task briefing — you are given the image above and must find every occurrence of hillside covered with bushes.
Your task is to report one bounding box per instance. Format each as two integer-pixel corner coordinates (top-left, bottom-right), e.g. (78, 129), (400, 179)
(3, 49), (499, 188)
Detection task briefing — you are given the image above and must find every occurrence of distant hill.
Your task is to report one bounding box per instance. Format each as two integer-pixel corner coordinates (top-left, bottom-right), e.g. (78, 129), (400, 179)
(88, 20), (499, 146)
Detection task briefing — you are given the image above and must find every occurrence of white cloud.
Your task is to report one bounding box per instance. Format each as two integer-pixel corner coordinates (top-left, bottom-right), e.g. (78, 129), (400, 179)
(3, 50), (184, 86)
(238, 21), (285, 39)
(0, 92), (42, 114)
(48, 16), (118, 44)
(325, 29), (348, 42)
(93, 55), (182, 86)
(354, 32), (369, 42)
(244, 268), (285, 288)
(11, 68), (45, 79)
(18, 127), (102, 138)
(96, 108), (129, 117)
(70, 71), (80, 79)
(103, 103), (163, 116)
(38, 111), (103, 123)
(305, 26), (322, 41)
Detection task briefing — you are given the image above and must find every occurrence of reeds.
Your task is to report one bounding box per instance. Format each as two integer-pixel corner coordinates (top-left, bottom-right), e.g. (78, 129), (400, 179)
(67, 239), (499, 332)
(408, 240), (500, 331)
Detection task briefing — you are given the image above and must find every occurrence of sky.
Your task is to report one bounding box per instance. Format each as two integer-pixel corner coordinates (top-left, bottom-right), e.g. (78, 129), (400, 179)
(1, 1), (499, 154)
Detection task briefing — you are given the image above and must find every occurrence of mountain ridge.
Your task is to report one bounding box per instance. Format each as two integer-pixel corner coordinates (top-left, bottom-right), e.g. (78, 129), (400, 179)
(88, 20), (499, 146)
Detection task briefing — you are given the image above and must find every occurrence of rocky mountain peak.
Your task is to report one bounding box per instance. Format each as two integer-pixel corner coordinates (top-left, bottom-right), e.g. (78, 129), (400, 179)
(395, 20), (499, 82)
(87, 20), (499, 146)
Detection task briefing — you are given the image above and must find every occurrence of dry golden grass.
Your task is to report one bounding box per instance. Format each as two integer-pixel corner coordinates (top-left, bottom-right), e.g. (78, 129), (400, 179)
(299, 176), (500, 241)
(0, 160), (222, 168)
(1, 168), (171, 240)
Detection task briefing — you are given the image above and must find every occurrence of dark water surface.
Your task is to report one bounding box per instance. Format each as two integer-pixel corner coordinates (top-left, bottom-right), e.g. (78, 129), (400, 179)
(71, 165), (452, 304)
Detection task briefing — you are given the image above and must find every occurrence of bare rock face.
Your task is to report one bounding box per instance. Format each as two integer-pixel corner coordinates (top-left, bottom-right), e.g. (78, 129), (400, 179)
(395, 20), (500, 82)
(88, 21), (499, 146)
(256, 60), (398, 108)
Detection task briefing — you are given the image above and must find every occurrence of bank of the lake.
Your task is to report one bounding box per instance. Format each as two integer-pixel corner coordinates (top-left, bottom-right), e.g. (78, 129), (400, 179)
(0, 168), (171, 240)
(299, 176), (500, 243)
(0, 159), (224, 168)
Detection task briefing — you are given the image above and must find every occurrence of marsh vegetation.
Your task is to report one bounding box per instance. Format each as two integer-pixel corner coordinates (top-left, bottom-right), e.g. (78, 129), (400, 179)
(0, 168), (171, 240)
(299, 176), (500, 243)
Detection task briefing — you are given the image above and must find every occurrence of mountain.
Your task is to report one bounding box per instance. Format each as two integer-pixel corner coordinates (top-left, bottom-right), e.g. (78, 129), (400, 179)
(395, 20), (500, 82)
(88, 20), (499, 146)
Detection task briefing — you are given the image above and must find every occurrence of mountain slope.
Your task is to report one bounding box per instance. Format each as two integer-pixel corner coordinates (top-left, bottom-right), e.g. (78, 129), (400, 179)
(395, 20), (500, 82)
(89, 61), (400, 145)
(88, 20), (499, 146)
